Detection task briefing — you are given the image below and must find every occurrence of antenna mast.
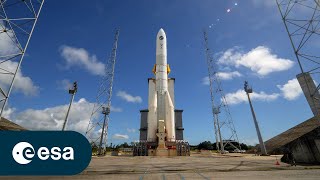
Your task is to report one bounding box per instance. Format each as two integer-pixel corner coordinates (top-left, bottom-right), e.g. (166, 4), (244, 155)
(85, 29), (120, 155)
(276, 0), (320, 116)
(203, 30), (241, 153)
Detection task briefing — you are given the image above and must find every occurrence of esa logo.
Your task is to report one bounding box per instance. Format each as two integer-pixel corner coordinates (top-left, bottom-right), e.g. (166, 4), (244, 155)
(1, 131), (91, 175)
(12, 142), (74, 165)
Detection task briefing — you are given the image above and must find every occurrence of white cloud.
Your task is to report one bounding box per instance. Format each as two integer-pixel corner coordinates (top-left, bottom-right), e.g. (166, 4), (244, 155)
(202, 77), (210, 85)
(277, 78), (303, 100)
(0, 60), (39, 96)
(8, 98), (92, 132)
(60, 45), (105, 76)
(217, 71), (242, 80)
(0, 21), (20, 56)
(0, 22), (38, 96)
(225, 89), (280, 105)
(3, 98), (122, 133)
(218, 46), (294, 76)
(202, 71), (242, 85)
(1, 107), (16, 120)
(112, 133), (129, 140)
(57, 79), (73, 91)
(117, 91), (142, 103)
(127, 128), (136, 133)
(110, 106), (123, 112)
(217, 47), (243, 66)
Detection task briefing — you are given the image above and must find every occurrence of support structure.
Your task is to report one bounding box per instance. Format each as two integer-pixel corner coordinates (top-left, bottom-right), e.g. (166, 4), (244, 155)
(203, 31), (241, 153)
(214, 108), (224, 152)
(98, 106), (109, 155)
(244, 81), (267, 155)
(276, 0), (320, 116)
(0, 0), (45, 120)
(85, 29), (120, 155)
(213, 108), (220, 151)
(62, 81), (78, 131)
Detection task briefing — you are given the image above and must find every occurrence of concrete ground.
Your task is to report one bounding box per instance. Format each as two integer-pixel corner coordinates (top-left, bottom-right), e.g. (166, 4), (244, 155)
(2, 153), (320, 179)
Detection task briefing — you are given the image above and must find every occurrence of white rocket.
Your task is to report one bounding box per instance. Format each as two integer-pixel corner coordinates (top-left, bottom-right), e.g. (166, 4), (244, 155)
(147, 28), (176, 142)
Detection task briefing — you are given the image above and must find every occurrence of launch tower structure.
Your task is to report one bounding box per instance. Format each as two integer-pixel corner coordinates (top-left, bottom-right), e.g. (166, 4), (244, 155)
(85, 29), (119, 155)
(0, 0), (45, 120)
(276, 0), (320, 116)
(203, 31), (241, 153)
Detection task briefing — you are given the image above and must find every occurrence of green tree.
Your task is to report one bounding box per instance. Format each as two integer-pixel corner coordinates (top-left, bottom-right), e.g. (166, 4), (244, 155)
(197, 141), (214, 150)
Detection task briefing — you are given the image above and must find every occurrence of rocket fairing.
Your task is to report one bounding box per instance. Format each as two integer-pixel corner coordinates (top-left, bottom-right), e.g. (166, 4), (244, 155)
(147, 28), (176, 142)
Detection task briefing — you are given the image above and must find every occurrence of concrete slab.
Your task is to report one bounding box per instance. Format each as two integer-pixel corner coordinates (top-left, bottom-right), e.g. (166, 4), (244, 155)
(1, 153), (320, 179)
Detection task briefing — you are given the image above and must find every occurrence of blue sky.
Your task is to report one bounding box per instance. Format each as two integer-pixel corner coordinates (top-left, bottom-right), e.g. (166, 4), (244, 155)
(1, 0), (316, 145)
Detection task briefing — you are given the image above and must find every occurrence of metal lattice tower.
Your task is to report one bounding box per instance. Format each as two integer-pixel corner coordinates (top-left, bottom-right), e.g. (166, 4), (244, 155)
(276, 0), (320, 115)
(85, 29), (119, 155)
(0, 0), (45, 120)
(203, 31), (241, 152)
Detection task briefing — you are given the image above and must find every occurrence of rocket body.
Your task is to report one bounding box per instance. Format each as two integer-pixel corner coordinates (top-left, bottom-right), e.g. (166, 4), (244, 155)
(147, 28), (175, 142)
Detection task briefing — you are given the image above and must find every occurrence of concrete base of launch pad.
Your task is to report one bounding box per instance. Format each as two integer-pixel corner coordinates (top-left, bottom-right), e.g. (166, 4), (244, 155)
(3, 152), (320, 179)
(133, 140), (190, 156)
(152, 148), (177, 156)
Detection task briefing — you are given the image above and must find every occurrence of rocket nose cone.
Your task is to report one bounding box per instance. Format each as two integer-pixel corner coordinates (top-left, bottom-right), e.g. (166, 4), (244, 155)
(157, 28), (166, 41)
(158, 28), (165, 34)
(156, 28), (167, 55)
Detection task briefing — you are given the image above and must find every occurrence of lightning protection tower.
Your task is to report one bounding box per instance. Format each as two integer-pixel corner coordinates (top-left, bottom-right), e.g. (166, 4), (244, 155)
(85, 29), (120, 155)
(276, 0), (320, 116)
(203, 30), (241, 153)
(0, 0), (45, 120)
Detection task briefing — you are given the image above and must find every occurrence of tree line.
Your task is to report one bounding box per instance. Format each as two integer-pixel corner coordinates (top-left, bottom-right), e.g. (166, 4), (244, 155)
(191, 141), (255, 151)
(91, 141), (255, 152)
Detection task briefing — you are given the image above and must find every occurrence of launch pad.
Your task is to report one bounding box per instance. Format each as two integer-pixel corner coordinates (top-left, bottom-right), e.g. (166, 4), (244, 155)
(133, 140), (190, 156)
(135, 29), (190, 156)
(136, 78), (190, 156)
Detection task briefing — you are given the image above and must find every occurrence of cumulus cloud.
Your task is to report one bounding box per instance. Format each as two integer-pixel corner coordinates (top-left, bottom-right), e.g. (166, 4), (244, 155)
(202, 77), (210, 85)
(112, 133), (129, 140)
(4, 98), (122, 133)
(60, 45), (105, 76)
(201, 77), (210, 85)
(0, 22), (38, 96)
(110, 106), (123, 112)
(1, 107), (16, 120)
(202, 71), (242, 85)
(127, 128), (136, 133)
(117, 91), (142, 103)
(217, 71), (242, 80)
(218, 46), (294, 76)
(225, 89), (280, 105)
(277, 78), (303, 100)
(7, 98), (91, 132)
(0, 21), (20, 56)
(0, 60), (39, 96)
(56, 79), (73, 91)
